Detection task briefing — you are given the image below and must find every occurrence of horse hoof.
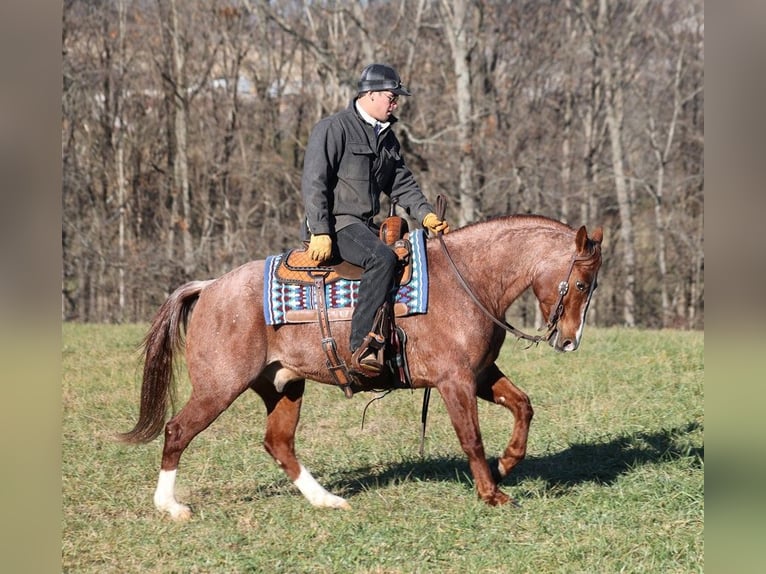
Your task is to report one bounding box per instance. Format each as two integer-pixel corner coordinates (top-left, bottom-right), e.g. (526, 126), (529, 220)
(496, 493), (522, 508)
(483, 489), (514, 507)
(160, 503), (192, 521)
(319, 494), (351, 510)
(171, 505), (193, 521)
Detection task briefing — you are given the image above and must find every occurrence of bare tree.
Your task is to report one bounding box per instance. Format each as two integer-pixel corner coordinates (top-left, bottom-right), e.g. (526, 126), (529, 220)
(438, 0), (479, 225)
(637, 2), (703, 328)
(115, 0), (128, 321)
(61, 0), (704, 328)
(578, 0), (650, 327)
(157, 0), (194, 277)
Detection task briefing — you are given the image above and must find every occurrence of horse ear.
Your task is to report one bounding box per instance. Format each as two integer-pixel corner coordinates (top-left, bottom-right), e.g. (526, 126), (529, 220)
(575, 226), (588, 253)
(590, 227), (603, 244)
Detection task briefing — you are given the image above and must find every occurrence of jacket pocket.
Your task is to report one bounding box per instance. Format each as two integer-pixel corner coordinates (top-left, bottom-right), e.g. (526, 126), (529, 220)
(343, 143), (374, 181)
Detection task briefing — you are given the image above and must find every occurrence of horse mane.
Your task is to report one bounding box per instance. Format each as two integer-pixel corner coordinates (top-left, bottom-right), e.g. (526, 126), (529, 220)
(444, 214), (576, 240)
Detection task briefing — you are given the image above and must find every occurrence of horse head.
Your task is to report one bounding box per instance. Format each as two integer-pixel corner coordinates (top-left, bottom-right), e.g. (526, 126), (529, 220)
(534, 225), (603, 352)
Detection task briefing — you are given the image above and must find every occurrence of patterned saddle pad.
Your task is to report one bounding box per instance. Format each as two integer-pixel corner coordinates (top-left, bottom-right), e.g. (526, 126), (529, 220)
(263, 229), (429, 325)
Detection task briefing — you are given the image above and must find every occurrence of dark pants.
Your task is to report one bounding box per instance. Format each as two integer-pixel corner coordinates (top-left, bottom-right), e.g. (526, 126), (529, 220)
(335, 222), (398, 351)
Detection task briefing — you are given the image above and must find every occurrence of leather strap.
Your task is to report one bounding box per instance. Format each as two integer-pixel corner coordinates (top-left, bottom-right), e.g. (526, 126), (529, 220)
(314, 274), (355, 398)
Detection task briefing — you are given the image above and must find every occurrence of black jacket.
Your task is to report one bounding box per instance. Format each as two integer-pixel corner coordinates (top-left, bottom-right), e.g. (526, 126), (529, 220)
(301, 101), (434, 236)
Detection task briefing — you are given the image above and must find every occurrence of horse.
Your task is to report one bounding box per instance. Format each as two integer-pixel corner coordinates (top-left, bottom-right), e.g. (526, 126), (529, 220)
(119, 215), (603, 520)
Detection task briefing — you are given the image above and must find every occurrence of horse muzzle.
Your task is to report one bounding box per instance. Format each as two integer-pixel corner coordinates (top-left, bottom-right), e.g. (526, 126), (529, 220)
(548, 329), (580, 352)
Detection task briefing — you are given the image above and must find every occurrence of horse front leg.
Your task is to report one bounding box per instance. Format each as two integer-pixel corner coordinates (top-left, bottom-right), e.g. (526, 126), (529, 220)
(439, 379), (513, 506)
(254, 377), (350, 510)
(477, 363), (534, 480)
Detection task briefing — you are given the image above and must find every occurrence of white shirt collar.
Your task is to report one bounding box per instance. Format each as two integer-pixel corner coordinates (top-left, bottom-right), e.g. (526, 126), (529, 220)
(355, 100), (390, 134)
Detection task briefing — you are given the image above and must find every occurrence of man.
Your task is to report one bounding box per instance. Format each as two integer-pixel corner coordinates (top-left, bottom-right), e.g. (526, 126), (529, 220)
(301, 63), (449, 374)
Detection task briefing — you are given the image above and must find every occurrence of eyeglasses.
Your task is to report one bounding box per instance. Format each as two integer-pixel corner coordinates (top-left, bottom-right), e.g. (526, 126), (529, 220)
(381, 92), (399, 105)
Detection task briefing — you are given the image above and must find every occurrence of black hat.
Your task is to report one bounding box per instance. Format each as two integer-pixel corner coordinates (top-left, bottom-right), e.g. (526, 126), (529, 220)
(357, 63), (411, 96)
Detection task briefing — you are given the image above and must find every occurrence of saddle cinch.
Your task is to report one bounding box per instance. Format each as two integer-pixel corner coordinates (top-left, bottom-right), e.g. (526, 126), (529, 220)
(274, 209), (413, 397)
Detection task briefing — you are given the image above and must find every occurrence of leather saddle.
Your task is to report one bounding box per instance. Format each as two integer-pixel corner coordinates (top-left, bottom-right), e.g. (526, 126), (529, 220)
(275, 237), (413, 286)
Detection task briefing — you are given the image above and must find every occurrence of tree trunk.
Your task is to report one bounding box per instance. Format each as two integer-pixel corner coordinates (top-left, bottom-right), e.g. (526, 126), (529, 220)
(603, 74), (636, 327)
(169, 0), (195, 277)
(647, 48), (690, 327)
(598, 0), (640, 327)
(440, 0), (477, 225)
(116, 0), (127, 321)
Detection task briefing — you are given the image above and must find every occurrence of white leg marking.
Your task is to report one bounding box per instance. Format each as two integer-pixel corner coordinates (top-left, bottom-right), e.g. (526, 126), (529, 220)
(293, 465), (350, 509)
(154, 469), (192, 521)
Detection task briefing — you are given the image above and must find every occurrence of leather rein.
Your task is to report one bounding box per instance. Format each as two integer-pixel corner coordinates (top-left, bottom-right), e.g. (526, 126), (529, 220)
(437, 234), (552, 344)
(443, 237), (597, 344)
(433, 196), (594, 345)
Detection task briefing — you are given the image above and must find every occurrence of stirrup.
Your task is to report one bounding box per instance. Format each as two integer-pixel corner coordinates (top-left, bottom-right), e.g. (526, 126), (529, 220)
(351, 333), (385, 375)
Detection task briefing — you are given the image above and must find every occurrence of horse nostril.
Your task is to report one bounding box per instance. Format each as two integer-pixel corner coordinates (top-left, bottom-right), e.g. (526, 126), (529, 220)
(561, 338), (576, 351)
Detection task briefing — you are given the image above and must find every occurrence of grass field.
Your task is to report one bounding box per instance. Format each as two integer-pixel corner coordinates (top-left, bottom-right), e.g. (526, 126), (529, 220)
(62, 323), (703, 573)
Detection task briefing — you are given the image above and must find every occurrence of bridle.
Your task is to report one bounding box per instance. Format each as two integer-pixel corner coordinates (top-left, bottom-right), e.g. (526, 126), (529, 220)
(437, 235), (596, 345)
(542, 250), (599, 338)
(431, 195), (598, 345)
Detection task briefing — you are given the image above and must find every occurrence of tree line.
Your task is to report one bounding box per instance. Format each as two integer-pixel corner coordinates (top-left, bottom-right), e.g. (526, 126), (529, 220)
(62, 0), (704, 328)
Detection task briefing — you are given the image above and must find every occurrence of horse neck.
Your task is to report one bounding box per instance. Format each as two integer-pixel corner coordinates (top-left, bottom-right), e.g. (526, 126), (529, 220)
(433, 217), (573, 316)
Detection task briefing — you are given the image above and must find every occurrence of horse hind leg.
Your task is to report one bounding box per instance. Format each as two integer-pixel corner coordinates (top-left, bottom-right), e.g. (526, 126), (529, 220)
(254, 374), (350, 509)
(154, 468), (189, 521)
(154, 386), (247, 520)
(477, 363), (534, 480)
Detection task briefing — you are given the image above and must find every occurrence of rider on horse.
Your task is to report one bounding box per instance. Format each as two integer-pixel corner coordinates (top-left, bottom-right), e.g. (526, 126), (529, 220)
(301, 63), (449, 375)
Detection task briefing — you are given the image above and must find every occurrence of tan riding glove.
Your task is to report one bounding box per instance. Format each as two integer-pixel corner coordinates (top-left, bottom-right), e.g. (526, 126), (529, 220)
(308, 234), (332, 262)
(422, 213), (450, 234)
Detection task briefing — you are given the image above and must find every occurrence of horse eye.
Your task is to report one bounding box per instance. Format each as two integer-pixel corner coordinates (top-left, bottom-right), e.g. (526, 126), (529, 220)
(576, 280), (587, 292)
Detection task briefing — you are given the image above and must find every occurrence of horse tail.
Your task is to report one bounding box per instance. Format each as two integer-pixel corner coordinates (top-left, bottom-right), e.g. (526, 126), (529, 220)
(117, 280), (214, 444)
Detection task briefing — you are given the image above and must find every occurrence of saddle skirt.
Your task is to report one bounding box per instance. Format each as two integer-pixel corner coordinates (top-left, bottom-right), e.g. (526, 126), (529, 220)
(263, 229), (429, 325)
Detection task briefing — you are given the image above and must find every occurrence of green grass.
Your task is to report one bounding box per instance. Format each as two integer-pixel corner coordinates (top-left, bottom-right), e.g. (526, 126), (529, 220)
(62, 324), (703, 573)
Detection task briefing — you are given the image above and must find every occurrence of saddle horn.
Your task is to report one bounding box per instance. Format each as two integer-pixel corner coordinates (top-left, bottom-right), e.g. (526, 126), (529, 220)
(380, 198), (407, 245)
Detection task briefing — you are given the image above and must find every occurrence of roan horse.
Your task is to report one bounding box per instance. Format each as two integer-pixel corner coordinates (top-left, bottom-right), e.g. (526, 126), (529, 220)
(119, 215), (603, 520)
